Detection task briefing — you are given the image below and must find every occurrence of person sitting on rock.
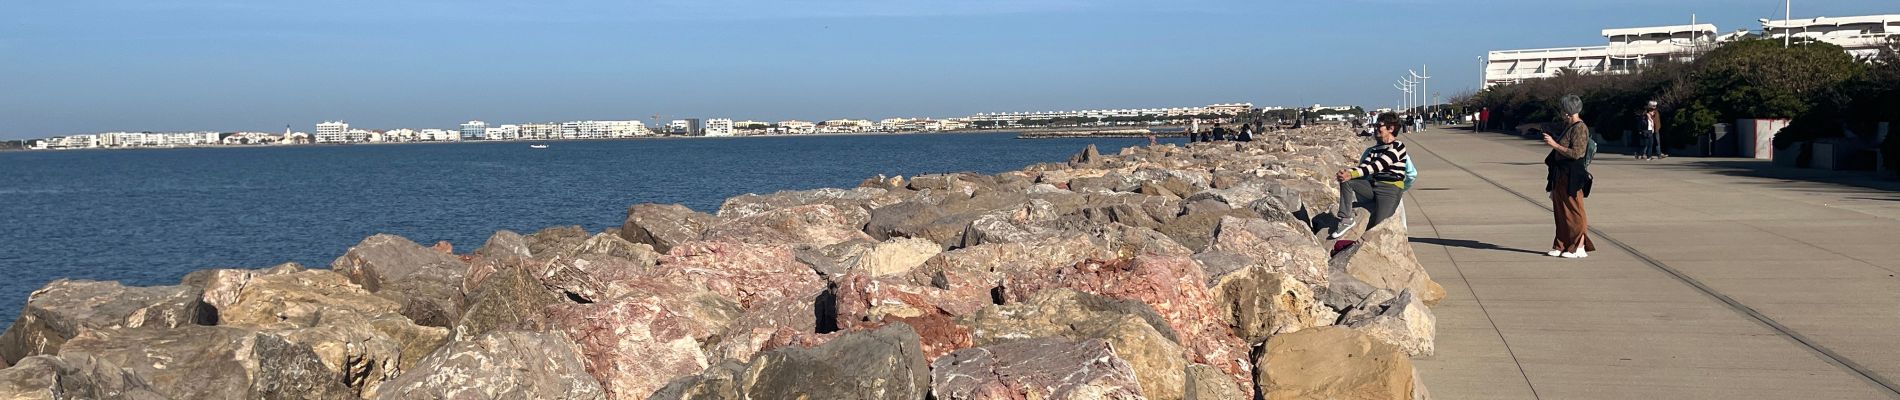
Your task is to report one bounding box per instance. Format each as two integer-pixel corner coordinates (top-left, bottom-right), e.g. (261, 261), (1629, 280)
(1210, 123), (1228, 141)
(1330, 112), (1411, 239)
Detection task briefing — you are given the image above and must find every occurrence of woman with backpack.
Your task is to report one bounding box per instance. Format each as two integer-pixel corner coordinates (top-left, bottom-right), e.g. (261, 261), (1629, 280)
(1541, 95), (1597, 258)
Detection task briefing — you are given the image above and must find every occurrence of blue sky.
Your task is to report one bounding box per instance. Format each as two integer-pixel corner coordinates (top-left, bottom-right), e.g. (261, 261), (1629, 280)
(0, 0), (1889, 138)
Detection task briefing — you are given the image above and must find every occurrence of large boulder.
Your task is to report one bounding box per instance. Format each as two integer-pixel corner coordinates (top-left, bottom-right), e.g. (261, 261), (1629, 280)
(536, 290), (734, 400)
(1256, 326), (1425, 400)
(1335, 222), (1445, 305)
(702, 204), (875, 247)
(1200, 216), (1330, 286)
(0, 354), (166, 400)
(451, 259), (569, 341)
(846, 237), (943, 277)
(719, 187), (901, 229)
(472, 230), (534, 261)
(372, 331), (606, 400)
(564, 232), (662, 261)
(961, 289), (1190, 400)
(907, 232), (1112, 303)
(929, 337), (1144, 400)
(330, 234), (471, 327)
(58, 325), (355, 399)
(1156, 202), (1259, 252)
(1186, 363), (1248, 400)
(178, 262), (306, 314)
(524, 225), (594, 257)
(656, 241), (827, 309)
(656, 323), (930, 400)
(1210, 267), (1336, 346)
(216, 269), (450, 397)
(0, 280), (210, 365)
(745, 323), (931, 399)
(1000, 255), (1253, 397)
(1346, 290), (1437, 357)
(620, 203), (715, 253)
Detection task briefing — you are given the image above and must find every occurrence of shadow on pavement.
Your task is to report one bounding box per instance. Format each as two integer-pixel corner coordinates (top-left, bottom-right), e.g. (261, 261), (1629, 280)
(1409, 237), (1547, 255)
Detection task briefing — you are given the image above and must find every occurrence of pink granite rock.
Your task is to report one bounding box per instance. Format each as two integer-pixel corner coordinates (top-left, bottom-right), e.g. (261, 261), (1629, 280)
(930, 337), (1144, 400)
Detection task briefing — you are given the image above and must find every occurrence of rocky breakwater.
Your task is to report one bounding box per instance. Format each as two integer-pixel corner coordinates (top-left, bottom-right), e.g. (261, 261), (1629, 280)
(0, 126), (1443, 400)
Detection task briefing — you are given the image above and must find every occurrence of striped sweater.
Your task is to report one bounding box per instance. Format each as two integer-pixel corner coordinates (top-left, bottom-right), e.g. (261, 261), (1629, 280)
(1350, 140), (1409, 188)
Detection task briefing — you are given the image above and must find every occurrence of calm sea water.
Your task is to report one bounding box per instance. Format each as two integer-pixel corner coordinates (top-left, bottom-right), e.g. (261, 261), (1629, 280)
(0, 132), (1182, 329)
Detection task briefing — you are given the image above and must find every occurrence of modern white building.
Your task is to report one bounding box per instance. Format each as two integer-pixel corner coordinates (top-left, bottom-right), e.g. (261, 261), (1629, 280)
(703, 118), (735, 137)
(516, 123), (560, 140)
(819, 119), (874, 133)
(1485, 24), (1720, 88)
(1763, 15), (1900, 58)
(484, 125), (520, 140)
(777, 120), (817, 134)
(460, 121), (488, 140)
(666, 119), (701, 135)
(315, 121), (350, 143)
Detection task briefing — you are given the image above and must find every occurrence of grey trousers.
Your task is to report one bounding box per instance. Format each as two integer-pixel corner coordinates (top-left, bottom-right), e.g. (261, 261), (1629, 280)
(1338, 179), (1403, 229)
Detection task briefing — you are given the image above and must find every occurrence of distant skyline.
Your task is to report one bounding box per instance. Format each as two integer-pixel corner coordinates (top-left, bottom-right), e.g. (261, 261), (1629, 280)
(1, 0), (1891, 139)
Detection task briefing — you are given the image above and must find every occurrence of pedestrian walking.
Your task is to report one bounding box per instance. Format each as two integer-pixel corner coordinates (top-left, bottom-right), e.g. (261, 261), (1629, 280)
(1329, 112), (1414, 239)
(1479, 107), (1490, 132)
(1541, 95), (1597, 258)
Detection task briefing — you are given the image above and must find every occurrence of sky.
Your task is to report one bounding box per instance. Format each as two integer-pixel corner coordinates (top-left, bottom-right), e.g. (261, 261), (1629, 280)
(0, 0), (1890, 139)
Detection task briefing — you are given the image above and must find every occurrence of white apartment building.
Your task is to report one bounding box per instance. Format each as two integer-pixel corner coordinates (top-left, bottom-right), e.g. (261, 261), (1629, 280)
(516, 123), (560, 140)
(460, 121), (488, 140)
(778, 120), (817, 134)
(819, 119), (874, 133)
(420, 129), (460, 142)
(876, 118), (915, 132)
(48, 135), (99, 149)
(1764, 15), (1900, 58)
(703, 118), (735, 137)
(315, 121), (350, 143)
(1204, 103), (1254, 115)
(1485, 24), (1719, 88)
(1486, 15), (1900, 88)
(485, 125), (520, 140)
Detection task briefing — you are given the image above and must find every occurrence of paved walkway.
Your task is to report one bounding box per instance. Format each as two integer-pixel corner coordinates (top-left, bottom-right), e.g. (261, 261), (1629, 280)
(1400, 127), (1900, 399)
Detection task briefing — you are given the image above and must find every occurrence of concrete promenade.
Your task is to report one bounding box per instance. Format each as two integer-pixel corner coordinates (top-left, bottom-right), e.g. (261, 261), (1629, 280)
(1399, 127), (1900, 399)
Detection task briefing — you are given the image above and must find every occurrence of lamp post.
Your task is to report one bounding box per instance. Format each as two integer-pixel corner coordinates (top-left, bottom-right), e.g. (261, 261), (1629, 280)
(1410, 67), (1431, 117)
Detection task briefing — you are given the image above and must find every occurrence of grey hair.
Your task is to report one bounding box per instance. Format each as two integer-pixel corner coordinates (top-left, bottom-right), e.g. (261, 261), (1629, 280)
(1559, 95), (1584, 116)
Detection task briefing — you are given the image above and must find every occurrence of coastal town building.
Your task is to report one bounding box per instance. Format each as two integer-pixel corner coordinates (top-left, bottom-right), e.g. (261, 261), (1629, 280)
(485, 125), (520, 140)
(315, 121), (349, 143)
(460, 121), (488, 140)
(1484, 24), (1720, 88)
(964, 103), (1257, 128)
(1485, 14), (1900, 88)
(777, 120), (816, 134)
(819, 119), (873, 133)
(703, 119), (735, 137)
(1763, 14), (1900, 58)
(667, 119), (702, 136)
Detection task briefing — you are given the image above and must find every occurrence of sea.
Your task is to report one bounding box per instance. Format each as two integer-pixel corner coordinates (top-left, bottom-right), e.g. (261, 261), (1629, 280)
(0, 132), (1185, 330)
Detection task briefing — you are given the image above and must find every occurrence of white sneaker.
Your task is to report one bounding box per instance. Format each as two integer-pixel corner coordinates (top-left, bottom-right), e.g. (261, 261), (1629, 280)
(1546, 250), (1563, 257)
(1329, 218), (1358, 239)
(1560, 250), (1588, 259)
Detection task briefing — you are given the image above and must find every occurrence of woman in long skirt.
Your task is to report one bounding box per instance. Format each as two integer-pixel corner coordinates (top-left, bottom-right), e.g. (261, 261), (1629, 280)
(1540, 95), (1597, 258)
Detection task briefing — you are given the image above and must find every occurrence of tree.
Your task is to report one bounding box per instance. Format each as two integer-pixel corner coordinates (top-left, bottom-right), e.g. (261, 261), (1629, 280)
(1696, 39), (1862, 120)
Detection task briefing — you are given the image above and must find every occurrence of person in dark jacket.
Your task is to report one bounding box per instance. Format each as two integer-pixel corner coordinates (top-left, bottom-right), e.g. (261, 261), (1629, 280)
(1330, 112), (1410, 239)
(1238, 123), (1255, 142)
(1542, 94), (1596, 258)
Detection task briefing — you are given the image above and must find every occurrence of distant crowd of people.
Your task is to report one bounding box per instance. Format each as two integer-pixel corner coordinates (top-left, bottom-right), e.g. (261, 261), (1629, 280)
(1184, 119), (1258, 143)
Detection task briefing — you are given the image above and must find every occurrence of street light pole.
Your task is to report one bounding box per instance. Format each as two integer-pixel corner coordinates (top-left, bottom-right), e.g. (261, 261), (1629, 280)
(1784, 0), (1792, 48)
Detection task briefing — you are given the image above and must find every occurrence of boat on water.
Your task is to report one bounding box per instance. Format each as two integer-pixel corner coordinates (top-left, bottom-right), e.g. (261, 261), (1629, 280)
(529, 144), (549, 149)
